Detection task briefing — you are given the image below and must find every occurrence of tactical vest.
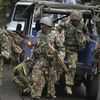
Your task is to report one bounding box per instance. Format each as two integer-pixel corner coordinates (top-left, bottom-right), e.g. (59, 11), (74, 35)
(36, 31), (57, 56)
(64, 24), (83, 51)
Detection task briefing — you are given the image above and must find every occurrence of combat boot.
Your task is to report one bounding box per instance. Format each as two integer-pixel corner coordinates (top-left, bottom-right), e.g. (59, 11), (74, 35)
(31, 97), (40, 100)
(65, 85), (72, 95)
(32, 98), (40, 100)
(45, 95), (56, 100)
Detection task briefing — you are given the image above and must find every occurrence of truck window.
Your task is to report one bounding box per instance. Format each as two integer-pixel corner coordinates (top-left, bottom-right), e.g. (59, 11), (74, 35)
(63, 0), (77, 4)
(13, 5), (28, 21)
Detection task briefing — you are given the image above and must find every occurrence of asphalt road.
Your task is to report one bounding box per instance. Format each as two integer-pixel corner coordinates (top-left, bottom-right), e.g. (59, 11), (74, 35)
(0, 65), (89, 100)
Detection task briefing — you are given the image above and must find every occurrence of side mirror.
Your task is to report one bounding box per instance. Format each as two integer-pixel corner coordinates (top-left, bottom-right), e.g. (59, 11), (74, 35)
(16, 24), (22, 34)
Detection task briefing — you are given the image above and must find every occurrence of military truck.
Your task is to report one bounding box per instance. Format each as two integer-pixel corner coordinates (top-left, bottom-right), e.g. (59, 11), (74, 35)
(16, 0), (100, 99)
(6, 0), (33, 32)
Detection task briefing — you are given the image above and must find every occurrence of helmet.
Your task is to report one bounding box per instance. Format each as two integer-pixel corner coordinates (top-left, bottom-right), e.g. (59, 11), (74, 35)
(40, 17), (53, 27)
(70, 11), (82, 20)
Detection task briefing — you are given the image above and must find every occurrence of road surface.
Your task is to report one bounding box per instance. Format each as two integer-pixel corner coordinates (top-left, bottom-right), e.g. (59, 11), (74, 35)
(0, 65), (89, 100)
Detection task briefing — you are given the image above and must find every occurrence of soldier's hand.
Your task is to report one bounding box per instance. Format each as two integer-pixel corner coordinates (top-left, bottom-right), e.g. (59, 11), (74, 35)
(47, 42), (55, 53)
(23, 84), (33, 93)
(1, 51), (10, 59)
(13, 45), (22, 54)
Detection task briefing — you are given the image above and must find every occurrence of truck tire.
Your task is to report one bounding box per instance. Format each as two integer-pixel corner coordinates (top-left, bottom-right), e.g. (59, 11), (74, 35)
(96, 73), (100, 100)
(73, 83), (86, 97)
(86, 73), (100, 100)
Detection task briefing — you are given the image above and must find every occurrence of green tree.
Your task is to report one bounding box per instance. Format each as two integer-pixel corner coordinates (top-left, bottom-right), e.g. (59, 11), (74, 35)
(0, 0), (10, 26)
(0, 0), (19, 26)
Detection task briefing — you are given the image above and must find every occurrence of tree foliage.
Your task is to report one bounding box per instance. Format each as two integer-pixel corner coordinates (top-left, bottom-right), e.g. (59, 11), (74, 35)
(0, 0), (19, 26)
(0, 0), (10, 25)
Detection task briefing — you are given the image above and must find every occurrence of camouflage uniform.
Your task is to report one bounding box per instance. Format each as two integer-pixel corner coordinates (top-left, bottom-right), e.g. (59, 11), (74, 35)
(65, 11), (88, 87)
(56, 11), (88, 94)
(7, 30), (23, 66)
(0, 28), (22, 87)
(13, 61), (31, 88)
(13, 17), (65, 99)
(30, 29), (65, 99)
(0, 29), (10, 85)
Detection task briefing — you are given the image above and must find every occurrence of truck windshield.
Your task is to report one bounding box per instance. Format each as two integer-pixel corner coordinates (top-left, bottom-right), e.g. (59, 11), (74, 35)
(13, 5), (28, 21)
(33, 13), (59, 23)
(64, 0), (76, 4)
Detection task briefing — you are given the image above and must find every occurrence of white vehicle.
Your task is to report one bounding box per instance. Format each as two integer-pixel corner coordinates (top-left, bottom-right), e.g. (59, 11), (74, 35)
(6, 0), (33, 32)
(6, 0), (76, 32)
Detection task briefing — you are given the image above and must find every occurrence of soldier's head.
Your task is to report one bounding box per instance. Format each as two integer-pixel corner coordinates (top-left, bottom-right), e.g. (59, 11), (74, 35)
(70, 11), (82, 27)
(39, 16), (53, 33)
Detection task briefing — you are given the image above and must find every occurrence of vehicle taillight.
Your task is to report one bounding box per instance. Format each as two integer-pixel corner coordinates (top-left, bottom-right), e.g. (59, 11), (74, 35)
(97, 62), (100, 67)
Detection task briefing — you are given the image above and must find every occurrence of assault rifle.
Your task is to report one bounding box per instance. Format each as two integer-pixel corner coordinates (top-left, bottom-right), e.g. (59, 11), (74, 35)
(47, 43), (73, 79)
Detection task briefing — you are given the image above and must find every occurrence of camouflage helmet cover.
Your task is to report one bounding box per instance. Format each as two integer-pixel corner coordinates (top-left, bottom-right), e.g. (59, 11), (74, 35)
(70, 11), (82, 20)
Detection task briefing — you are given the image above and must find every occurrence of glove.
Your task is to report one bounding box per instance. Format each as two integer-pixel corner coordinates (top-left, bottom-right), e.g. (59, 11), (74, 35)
(1, 51), (10, 59)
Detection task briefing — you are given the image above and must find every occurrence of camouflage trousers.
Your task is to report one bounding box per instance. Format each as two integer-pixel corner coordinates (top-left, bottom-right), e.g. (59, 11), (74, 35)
(13, 61), (31, 87)
(13, 58), (57, 98)
(31, 57), (57, 98)
(65, 49), (77, 86)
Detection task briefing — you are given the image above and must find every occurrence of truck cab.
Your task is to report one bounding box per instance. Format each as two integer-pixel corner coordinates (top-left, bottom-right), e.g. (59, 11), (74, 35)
(6, 0), (33, 32)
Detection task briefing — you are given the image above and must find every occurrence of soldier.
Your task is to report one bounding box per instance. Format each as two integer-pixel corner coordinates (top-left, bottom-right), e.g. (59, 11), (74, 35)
(56, 11), (89, 95)
(30, 16), (65, 100)
(0, 28), (23, 88)
(95, 20), (100, 48)
(0, 28), (11, 86)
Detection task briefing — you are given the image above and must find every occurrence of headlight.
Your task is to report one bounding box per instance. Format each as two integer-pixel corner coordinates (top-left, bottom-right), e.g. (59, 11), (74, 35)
(27, 41), (32, 46)
(26, 57), (31, 61)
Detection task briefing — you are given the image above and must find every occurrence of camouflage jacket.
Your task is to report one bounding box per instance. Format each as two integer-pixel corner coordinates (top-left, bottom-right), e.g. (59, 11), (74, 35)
(0, 29), (23, 59)
(56, 20), (88, 51)
(0, 29), (9, 54)
(34, 29), (65, 59)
